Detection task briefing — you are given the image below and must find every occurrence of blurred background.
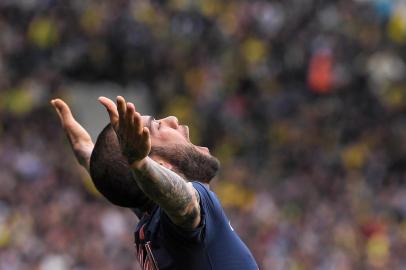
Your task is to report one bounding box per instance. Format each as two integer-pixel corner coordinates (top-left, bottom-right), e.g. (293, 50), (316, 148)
(1, 0), (406, 269)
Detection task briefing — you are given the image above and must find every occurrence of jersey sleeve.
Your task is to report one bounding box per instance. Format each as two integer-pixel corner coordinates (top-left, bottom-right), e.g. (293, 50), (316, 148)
(159, 181), (223, 244)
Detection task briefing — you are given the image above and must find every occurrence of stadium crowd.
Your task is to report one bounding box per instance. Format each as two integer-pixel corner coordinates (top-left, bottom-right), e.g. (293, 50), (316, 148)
(1, 0), (406, 269)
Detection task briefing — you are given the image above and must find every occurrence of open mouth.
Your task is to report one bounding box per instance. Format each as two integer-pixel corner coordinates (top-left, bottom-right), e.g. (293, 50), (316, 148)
(183, 125), (210, 154)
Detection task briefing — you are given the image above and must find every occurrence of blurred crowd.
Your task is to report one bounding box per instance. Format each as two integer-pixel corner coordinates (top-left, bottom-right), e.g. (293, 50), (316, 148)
(2, 0), (406, 269)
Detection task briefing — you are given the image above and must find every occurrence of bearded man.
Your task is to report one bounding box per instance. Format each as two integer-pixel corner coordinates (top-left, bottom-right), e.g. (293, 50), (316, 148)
(51, 96), (258, 270)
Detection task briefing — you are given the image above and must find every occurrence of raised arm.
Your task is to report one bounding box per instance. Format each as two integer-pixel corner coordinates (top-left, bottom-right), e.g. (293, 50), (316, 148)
(99, 96), (201, 229)
(132, 158), (200, 228)
(51, 99), (94, 172)
(52, 98), (153, 211)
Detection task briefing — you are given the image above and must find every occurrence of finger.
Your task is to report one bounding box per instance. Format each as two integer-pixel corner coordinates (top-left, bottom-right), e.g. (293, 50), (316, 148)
(141, 127), (150, 140)
(98, 96), (119, 129)
(116, 96), (127, 132)
(134, 111), (143, 134)
(51, 99), (74, 127)
(126, 102), (136, 136)
(126, 101), (142, 134)
(141, 127), (151, 149)
(51, 101), (64, 122)
(51, 99), (92, 147)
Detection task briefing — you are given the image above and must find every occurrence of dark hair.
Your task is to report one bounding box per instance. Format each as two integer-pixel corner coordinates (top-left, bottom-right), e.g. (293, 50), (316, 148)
(90, 124), (151, 210)
(90, 124), (219, 209)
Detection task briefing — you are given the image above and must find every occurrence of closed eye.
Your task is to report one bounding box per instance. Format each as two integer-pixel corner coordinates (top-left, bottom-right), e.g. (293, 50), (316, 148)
(153, 118), (161, 130)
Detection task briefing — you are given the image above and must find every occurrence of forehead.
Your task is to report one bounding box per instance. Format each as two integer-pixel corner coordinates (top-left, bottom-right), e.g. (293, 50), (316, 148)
(141, 115), (152, 129)
(141, 115), (151, 127)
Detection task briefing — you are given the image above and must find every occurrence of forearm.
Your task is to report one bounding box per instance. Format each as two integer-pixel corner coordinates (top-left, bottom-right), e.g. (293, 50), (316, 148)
(72, 142), (93, 173)
(131, 157), (200, 228)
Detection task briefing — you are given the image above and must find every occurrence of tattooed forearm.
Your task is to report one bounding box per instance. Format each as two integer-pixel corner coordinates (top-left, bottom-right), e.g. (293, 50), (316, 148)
(131, 157), (201, 228)
(174, 189), (201, 228)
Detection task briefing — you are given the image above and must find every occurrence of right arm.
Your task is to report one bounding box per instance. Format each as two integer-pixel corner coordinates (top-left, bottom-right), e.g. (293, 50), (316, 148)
(51, 98), (153, 212)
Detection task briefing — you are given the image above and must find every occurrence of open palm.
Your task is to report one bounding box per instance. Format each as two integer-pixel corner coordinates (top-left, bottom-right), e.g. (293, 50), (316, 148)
(99, 96), (151, 167)
(51, 99), (94, 171)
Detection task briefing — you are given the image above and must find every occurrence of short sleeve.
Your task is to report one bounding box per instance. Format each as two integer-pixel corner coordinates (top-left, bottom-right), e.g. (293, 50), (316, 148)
(160, 182), (222, 244)
(192, 182), (223, 218)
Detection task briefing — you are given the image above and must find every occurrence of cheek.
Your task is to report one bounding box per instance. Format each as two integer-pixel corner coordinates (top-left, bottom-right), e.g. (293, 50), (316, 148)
(149, 131), (180, 147)
(149, 135), (162, 148)
(159, 129), (186, 143)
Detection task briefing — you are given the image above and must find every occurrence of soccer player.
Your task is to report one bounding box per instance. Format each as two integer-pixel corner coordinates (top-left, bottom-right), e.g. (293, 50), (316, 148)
(51, 97), (258, 270)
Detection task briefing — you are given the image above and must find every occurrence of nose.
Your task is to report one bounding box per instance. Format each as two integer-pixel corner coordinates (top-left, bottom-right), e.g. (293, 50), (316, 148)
(161, 116), (179, 129)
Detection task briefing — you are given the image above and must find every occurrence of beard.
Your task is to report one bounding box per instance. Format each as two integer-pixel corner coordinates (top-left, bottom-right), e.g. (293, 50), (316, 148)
(150, 144), (220, 183)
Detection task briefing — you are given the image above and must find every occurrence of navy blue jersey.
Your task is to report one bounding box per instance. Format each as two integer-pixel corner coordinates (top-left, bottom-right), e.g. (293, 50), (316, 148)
(134, 181), (258, 270)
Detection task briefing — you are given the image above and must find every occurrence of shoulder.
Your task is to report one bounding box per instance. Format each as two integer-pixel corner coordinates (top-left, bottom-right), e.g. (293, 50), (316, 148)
(192, 182), (212, 202)
(192, 181), (223, 216)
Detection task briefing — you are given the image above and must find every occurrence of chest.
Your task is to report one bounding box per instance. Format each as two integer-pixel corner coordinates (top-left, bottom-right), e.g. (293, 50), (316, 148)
(134, 212), (174, 270)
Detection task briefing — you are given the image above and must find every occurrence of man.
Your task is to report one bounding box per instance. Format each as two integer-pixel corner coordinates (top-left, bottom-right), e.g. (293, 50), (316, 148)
(51, 96), (258, 270)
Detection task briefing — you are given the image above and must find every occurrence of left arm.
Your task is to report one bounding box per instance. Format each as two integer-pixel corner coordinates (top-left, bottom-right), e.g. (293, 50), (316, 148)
(132, 157), (200, 228)
(99, 96), (201, 229)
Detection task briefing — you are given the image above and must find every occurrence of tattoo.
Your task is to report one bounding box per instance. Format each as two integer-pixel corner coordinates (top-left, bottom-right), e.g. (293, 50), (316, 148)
(131, 158), (201, 228)
(176, 189), (201, 228)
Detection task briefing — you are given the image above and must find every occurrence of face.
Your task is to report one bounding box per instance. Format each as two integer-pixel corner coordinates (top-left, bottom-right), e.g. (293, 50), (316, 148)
(141, 115), (210, 155)
(140, 115), (220, 182)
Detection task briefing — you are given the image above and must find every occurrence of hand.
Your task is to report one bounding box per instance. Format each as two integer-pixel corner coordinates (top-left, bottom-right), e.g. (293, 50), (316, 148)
(51, 98), (94, 171)
(99, 96), (151, 167)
